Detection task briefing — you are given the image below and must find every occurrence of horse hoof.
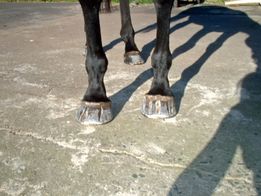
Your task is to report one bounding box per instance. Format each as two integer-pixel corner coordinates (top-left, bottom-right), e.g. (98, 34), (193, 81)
(141, 94), (176, 119)
(76, 101), (113, 125)
(124, 51), (144, 65)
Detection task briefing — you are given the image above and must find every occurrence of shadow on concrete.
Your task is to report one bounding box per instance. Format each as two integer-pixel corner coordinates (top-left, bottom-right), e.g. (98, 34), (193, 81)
(110, 68), (153, 117)
(106, 9), (186, 118)
(170, 27), (234, 113)
(108, 6), (251, 117)
(104, 38), (122, 52)
(107, 6), (261, 194)
(103, 19), (158, 53)
(169, 66), (261, 196)
(166, 7), (261, 196)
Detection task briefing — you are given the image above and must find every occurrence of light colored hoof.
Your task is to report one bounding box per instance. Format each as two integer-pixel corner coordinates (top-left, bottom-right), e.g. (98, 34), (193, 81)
(141, 94), (176, 119)
(76, 101), (113, 125)
(124, 51), (145, 65)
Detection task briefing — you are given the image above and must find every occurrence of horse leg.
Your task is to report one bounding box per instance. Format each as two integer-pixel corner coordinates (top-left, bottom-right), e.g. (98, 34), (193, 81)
(120, 0), (144, 65)
(141, 0), (176, 118)
(77, 0), (113, 124)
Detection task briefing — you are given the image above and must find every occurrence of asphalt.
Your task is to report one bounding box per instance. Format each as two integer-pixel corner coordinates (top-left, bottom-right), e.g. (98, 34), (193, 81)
(0, 3), (261, 196)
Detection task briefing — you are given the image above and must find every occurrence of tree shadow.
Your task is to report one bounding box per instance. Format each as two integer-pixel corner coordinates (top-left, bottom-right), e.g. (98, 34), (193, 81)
(167, 6), (261, 196)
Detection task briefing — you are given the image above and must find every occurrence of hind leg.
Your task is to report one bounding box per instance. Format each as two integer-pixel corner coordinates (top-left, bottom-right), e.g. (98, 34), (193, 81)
(120, 0), (144, 65)
(77, 0), (113, 124)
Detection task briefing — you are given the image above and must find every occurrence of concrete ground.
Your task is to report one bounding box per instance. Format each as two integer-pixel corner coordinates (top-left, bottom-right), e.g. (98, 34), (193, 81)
(0, 3), (261, 196)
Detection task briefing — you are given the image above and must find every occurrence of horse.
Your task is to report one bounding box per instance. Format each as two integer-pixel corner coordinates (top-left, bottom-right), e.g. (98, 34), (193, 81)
(77, 0), (176, 124)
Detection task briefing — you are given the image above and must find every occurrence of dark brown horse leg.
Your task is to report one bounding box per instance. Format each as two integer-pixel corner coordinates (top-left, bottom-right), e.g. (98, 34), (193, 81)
(141, 0), (176, 118)
(77, 0), (112, 125)
(120, 0), (144, 65)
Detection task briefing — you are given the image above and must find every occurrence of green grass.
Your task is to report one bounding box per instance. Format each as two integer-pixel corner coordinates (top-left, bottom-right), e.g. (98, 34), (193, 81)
(112, 0), (153, 3)
(0, 0), (223, 5)
(110, 0), (224, 5)
(0, 0), (76, 2)
(0, 0), (153, 3)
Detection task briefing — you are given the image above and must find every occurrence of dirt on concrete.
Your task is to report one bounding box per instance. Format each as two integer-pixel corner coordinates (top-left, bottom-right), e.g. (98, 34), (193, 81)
(0, 3), (261, 196)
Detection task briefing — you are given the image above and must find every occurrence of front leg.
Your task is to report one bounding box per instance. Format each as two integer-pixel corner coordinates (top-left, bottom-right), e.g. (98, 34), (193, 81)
(141, 0), (176, 118)
(120, 0), (144, 65)
(77, 0), (112, 124)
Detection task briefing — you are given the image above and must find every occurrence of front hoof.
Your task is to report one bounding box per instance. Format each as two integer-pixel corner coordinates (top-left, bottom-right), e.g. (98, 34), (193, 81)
(76, 101), (113, 125)
(124, 51), (144, 65)
(141, 94), (176, 119)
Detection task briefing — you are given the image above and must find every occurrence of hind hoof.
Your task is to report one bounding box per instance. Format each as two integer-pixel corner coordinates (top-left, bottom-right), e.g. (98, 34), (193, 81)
(141, 94), (176, 119)
(124, 51), (144, 65)
(76, 101), (113, 125)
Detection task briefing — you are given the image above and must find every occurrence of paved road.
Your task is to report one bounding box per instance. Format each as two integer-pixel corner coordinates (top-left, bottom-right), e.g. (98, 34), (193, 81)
(0, 3), (261, 195)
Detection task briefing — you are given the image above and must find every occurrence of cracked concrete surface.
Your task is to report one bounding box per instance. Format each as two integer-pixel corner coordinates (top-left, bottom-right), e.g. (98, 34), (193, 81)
(0, 3), (261, 196)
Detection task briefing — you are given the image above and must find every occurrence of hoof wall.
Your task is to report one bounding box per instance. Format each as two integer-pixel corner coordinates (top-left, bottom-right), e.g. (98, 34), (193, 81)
(124, 51), (144, 65)
(141, 95), (176, 119)
(76, 101), (113, 125)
